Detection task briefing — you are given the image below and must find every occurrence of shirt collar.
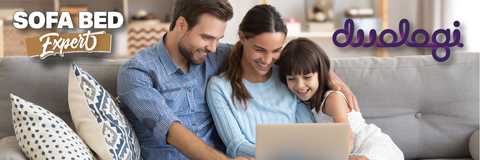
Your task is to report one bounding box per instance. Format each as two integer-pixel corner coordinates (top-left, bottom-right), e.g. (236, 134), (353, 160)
(157, 33), (203, 76)
(157, 33), (181, 75)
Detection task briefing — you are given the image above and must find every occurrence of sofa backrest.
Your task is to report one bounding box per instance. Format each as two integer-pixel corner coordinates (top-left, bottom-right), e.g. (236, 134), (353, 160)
(330, 52), (479, 159)
(0, 53), (478, 159)
(0, 56), (128, 139)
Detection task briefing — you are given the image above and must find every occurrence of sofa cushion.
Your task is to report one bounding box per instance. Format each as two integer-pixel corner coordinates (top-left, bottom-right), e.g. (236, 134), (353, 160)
(68, 63), (141, 160)
(470, 130), (479, 160)
(0, 56), (128, 139)
(10, 94), (96, 160)
(330, 53), (479, 159)
(0, 136), (26, 160)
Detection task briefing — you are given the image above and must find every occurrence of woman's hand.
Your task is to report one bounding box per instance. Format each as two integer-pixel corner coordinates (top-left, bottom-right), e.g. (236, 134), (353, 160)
(348, 155), (370, 160)
(328, 69), (360, 111)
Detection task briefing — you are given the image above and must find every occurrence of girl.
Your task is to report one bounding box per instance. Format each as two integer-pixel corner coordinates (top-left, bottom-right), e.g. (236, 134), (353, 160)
(277, 37), (404, 160)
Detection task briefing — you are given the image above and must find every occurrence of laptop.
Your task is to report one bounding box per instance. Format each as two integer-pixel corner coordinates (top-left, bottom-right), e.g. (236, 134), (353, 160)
(256, 123), (350, 160)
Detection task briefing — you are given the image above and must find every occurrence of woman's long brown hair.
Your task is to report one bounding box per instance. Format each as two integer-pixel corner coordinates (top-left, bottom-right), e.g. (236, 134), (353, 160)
(277, 37), (331, 113)
(216, 4), (287, 110)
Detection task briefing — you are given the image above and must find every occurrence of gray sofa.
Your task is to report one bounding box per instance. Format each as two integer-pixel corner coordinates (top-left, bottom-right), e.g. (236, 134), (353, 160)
(0, 53), (478, 160)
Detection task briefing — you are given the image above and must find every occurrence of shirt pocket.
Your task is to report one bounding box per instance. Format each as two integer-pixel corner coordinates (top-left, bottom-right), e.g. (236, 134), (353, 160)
(158, 84), (184, 111)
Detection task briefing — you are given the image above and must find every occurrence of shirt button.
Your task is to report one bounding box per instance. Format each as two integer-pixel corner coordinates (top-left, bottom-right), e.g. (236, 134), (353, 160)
(192, 123), (196, 126)
(191, 109), (195, 113)
(188, 89), (192, 92)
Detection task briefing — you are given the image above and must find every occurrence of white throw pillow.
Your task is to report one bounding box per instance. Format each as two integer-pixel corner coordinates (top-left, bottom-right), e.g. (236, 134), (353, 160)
(10, 94), (96, 160)
(0, 136), (27, 160)
(68, 62), (141, 160)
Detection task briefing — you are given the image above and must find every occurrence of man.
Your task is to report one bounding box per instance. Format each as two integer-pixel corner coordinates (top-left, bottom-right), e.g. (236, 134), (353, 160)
(117, 0), (359, 159)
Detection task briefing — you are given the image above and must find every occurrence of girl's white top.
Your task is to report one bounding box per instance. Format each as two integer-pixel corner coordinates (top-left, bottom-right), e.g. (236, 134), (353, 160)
(311, 90), (404, 160)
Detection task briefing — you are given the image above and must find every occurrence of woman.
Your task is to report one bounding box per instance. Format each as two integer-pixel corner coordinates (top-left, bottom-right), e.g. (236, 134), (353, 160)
(206, 4), (356, 158)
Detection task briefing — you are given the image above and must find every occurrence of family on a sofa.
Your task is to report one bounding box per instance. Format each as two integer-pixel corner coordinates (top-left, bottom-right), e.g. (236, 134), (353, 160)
(116, 0), (403, 159)
(6, 0), (478, 160)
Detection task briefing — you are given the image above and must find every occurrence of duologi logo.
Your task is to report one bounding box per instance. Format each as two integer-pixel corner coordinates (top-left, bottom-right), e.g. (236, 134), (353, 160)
(332, 19), (463, 62)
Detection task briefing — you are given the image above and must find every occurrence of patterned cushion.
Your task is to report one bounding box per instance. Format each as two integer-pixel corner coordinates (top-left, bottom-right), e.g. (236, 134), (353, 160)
(10, 94), (96, 160)
(68, 62), (141, 160)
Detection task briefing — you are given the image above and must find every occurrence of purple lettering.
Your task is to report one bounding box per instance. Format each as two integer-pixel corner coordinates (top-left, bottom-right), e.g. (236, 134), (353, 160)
(361, 30), (377, 47)
(432, 47), (450, 62)
(332, 19), (463, 62)
(332, 19), (354, 47)
(378, 29), (398, 47)
(432, 29), (450, 47)
(350, 29), (364, 47)
(406, 29), (429, 47)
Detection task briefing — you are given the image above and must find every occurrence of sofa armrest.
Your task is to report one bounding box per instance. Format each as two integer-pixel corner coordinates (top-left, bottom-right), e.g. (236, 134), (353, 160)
(471, 130), (479, 160)
(0, 136), (27, 160)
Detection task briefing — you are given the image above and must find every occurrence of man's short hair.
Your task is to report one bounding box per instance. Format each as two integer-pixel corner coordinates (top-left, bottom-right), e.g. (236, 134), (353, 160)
(169, 0), (234, 31)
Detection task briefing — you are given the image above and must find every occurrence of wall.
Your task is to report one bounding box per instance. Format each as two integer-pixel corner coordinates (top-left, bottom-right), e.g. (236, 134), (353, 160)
(0, 1), (54, 26)
(4, 0), (473, 58)
(0, 0), (128, 56)
(127, 0), (174, 23)
(222, 0), (419, 58)
(450, 0), (480, 54)
(222, 0), (260, 45)
(61, 0), (123, 13)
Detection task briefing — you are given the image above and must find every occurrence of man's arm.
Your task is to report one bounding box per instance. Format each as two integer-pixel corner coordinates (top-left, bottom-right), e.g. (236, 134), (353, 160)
(118, 60), (252, 160)
(328, 69), (360, 111)
(167, 122), (246, 160)
(167, 122), (254, 160)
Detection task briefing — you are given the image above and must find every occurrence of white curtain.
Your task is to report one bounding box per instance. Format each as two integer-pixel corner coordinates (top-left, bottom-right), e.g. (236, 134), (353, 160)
(416, 0), (455, 55)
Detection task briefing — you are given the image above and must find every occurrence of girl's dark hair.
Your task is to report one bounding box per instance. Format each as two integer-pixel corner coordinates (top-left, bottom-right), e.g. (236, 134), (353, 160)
(277, 37), (331, 113)
(217, 4), (287, 110)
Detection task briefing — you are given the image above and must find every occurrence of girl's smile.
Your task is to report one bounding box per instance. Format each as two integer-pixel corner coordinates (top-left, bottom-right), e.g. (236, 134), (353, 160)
(286, 72), (319, 101)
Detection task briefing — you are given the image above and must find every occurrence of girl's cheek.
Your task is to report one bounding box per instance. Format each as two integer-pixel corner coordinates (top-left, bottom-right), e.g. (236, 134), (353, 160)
(286, 83), (294, 91)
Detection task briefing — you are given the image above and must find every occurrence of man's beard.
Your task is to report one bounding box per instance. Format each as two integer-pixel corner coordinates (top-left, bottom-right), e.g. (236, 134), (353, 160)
(178, 34), (205, 65)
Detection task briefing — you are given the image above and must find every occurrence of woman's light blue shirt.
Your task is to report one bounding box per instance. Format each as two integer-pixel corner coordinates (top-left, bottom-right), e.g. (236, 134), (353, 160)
(206, 65), (314, 158)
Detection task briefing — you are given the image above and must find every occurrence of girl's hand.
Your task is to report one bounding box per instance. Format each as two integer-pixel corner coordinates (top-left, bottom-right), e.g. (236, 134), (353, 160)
(348, 155), (370, 160)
